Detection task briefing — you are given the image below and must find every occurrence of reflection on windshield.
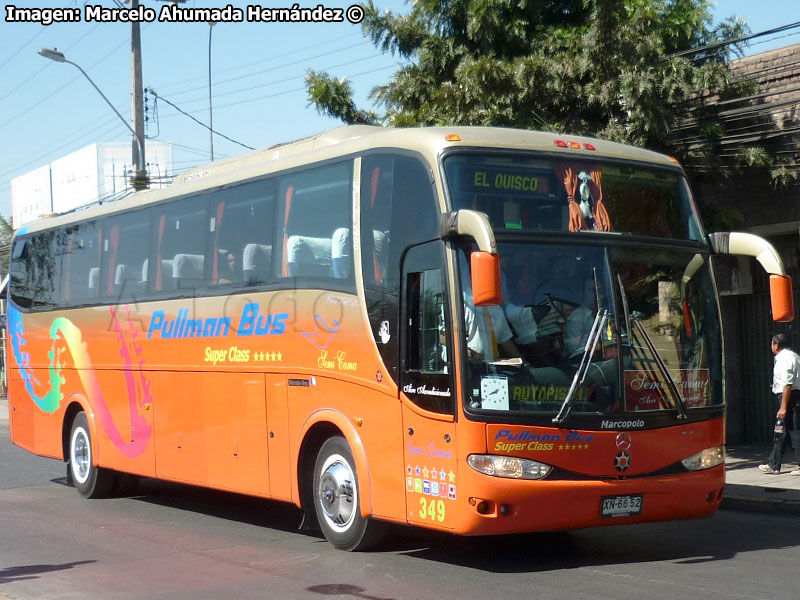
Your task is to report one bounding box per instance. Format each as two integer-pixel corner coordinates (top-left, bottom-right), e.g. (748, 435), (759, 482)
(612, 248), (721, 412)
(444, 154), (704, 241)
(460, 243), (722, 422)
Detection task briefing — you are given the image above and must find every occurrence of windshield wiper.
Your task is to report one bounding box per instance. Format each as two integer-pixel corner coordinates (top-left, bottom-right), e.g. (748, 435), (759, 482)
(553, 309), (608, 424)
(617, 274), (631, 347)
(616, 275), (688, 420)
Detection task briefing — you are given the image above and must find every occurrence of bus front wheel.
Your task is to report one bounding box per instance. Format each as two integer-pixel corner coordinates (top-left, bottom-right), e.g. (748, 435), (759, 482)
(313, 436), (383, 551)
(68, 412), (115, 499)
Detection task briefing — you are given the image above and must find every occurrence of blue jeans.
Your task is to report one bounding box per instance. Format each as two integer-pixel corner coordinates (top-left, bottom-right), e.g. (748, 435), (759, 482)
(768, 390), (800, 471)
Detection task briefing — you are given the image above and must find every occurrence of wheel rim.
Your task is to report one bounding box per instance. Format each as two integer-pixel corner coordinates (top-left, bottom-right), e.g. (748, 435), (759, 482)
(317, 453), (356, 531)
(71, 427), (91, 484)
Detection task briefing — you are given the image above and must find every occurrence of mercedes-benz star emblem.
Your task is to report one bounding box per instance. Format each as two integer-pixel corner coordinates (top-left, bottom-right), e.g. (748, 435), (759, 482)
(615, 432), (632, 451)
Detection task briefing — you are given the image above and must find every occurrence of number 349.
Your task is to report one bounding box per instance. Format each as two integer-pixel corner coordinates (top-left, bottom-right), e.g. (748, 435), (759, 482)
(419, 498), (445, 522)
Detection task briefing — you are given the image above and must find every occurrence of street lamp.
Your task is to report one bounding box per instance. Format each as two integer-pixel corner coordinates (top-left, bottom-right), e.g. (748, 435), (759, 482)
(37, 47), (149, 191)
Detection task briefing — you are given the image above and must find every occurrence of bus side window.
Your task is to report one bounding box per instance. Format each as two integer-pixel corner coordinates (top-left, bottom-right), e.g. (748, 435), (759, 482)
(402, 241), (454, 415)
(10, 234), (59, 309)
(278, 162), (353, 286)
(210, 179), (276, 288)
(360, 161), (393, 289)
(27, 231), (60, 308)
(103, 210), (151, 302)
(407, 269), (448, 375)
(10, 238), (34, 309)
(153, 196), (207, 295)
(360, 153), (439, 387)
(62, 221), (101, 307)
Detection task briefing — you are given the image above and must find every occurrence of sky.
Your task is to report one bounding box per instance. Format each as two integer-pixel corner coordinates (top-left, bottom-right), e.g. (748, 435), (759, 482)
(1, 0), (799, 223)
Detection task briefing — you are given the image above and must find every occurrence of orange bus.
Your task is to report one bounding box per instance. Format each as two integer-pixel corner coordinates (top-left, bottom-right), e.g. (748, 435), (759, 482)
(7, 126), (794, 550)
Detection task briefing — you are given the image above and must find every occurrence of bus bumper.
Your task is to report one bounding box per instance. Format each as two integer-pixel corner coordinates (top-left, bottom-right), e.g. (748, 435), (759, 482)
(451, 464), (725, 535)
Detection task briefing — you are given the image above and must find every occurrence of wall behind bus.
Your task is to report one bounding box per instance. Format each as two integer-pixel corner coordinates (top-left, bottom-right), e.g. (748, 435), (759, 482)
(697, 42), (800, 445)
(10, 165), (51, 227)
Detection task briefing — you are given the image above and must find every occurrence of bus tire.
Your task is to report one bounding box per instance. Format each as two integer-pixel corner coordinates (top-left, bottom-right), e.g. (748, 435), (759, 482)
(313, 436), (384, 551)
(68, 412), (115, 499)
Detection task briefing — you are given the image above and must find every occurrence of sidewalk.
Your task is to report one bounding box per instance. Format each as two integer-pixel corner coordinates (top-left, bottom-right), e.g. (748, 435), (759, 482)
(723, 444), (800, 515)
(0, 396), (797, 514)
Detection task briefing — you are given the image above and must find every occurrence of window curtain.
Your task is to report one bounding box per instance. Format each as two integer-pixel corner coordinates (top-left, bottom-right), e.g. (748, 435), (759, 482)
(156, 214), (166, 290)
(370, 167), (383, 284)
(554, 162), (612, 232)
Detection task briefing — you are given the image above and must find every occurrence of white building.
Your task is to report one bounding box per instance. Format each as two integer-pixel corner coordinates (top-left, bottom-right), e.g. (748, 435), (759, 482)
(11, 141), (173, 227)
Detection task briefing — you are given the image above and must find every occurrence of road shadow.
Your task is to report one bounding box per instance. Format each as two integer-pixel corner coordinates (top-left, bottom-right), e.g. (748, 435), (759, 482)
(0, 560), (96, 584)
(307, 584), (396, 600)
(374, 511), (800, 573)
(122, 476), (311, 537)
(78, 473), (800, 574)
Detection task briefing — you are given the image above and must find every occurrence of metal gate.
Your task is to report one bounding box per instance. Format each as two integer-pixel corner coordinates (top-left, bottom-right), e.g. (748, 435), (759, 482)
(732, 236), (799, 443)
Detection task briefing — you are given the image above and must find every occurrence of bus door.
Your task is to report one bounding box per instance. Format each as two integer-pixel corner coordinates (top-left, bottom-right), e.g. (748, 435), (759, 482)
(400, 241), (458, 529)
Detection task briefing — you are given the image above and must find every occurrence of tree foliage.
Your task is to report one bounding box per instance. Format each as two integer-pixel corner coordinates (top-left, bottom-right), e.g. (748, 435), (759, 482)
(0, 214), (12, 277)
(306, 73), (379, 125)
(305, 0), (796, 189)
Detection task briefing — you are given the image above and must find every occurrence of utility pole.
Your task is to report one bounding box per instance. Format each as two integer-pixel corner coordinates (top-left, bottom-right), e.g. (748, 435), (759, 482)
(130, 0), (148, 190)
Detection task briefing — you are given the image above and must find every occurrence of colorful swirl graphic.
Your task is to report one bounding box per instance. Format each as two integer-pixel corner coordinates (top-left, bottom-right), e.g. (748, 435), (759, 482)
(8, 304), (153, 457)
(8, 305), (63, 413)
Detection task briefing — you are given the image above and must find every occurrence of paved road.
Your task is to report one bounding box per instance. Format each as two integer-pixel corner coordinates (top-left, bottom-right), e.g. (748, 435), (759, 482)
(3, 413), (800, 599)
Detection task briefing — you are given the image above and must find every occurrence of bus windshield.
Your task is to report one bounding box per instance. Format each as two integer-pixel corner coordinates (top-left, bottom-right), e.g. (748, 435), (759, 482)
(444, 153), (704, 240)
(457, 242), (723, 423)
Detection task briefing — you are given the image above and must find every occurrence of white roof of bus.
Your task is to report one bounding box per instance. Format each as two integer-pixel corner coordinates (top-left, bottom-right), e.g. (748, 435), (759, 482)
(18, 125), (678, 234)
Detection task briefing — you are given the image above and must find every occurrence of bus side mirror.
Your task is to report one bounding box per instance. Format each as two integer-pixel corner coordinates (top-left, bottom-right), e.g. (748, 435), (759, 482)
(471, 251), (501, 306)
(708, 231), (794, 322)
(770, 274), (795, 322)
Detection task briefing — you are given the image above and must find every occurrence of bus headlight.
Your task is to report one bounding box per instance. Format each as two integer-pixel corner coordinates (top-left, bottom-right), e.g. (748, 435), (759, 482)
(681, 446), (725, 471)
(467, 454), (552, 480)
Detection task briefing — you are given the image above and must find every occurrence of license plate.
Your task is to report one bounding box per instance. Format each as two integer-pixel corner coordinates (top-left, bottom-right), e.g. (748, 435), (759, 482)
(601, 495), (643, 517)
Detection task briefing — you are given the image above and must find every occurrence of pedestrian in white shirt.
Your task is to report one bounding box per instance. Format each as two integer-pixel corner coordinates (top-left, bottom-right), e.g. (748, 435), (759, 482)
(760, 334), (800, 474)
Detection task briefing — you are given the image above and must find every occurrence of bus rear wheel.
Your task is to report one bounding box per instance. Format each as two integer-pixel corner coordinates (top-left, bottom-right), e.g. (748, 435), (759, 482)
(313, 436), (384, 551)
(68, 412), (115, 499)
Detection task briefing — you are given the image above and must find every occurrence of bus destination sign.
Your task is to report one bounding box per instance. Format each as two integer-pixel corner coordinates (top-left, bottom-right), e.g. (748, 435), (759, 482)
(457, 166), (549, 196)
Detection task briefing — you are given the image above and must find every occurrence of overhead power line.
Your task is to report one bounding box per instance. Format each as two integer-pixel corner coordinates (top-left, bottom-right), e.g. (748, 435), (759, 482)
(164, 40), (372, 99)
(172, 53), (389, 108)
(0, 117), (126, 184)
(154, 32), (360, 94)
(0, 0), (76, 71)
(0, 32), (133, 131)
(147, 90), (255, 150)
(1, 32), (395, 190)
(670, 21), (800, 58)
(747, 30), (800, 50)
(156, 62), (408, 118)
